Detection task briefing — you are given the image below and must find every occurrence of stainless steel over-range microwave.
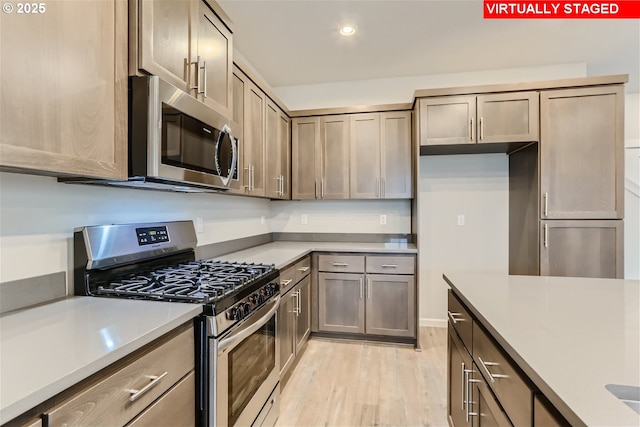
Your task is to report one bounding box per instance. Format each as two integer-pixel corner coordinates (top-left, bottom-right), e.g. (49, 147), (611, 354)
(127, 75), (240, 192)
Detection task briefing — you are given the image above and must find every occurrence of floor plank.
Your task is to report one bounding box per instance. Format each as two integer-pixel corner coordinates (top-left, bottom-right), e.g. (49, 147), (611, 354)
(277, 327), (448, 427)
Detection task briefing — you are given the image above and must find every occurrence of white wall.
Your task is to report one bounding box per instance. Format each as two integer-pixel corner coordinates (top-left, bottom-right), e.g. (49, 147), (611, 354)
(0, 172), (270, 284)
(270, 200), (411, 234)
(625, 93), (640, 280)
(275, 63), (587, 110)
(418, 155), (509, 326)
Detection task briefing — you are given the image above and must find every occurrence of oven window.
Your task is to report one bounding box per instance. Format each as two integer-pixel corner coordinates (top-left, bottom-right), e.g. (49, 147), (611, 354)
(228, 315), (276, 426)
(161, 104), (221, 176)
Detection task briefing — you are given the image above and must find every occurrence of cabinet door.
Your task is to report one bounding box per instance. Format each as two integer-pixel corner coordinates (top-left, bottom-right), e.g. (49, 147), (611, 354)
(381, 111), (412, 199)
(318, 273), (365, 334)
(265, 100), (281, 199)
(243, 81), (266, 196)
(350, 113), (381, 199)
(540, 220), (623, 278)
(320, 115), (350, 199)
(279, 112), (291, 199)
(471, 376), (512, 427)
(138, 0), (194, 92)
(195, 0), (232, 118)
(228, 68), (247, 195)
(448, 328), (472, 427)
(295, 276), (311, 354)
(277, 290), (296, 377)
(476, 92), (539, 144)
(534, 395), (569, 427)
(419, 96), (476, 146)
(540, 86), (624, 219)
(291, 117), (320, 199)
(365, 274), (415, 338)
(127, 372), (195, 427)
(0, 0), (127, 180)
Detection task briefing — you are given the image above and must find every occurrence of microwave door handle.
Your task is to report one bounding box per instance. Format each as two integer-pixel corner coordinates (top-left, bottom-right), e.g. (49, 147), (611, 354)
(217, 295), (280, 354)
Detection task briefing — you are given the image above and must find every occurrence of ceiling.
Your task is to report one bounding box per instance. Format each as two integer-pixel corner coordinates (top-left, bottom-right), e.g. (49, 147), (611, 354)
(218, 0), (640, 92)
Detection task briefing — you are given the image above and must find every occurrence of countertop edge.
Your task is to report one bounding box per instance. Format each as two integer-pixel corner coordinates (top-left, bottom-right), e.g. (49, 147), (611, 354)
(0, 305), (202, 424)
(443, 273), (587, 427)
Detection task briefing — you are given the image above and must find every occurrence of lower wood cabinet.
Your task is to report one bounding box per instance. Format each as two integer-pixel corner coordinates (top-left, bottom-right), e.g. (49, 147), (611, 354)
(316, 254), (416, 340)
(127, 372), (195, 427)
(278, 256), (311, 386)
(448, 326), (472, 427)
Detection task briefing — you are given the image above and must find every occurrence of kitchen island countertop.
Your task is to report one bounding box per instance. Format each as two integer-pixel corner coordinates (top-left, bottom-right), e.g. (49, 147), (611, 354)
(444, 272), (640, 427)
(0, 297), (202, 424)
(215, 240), (417, 269)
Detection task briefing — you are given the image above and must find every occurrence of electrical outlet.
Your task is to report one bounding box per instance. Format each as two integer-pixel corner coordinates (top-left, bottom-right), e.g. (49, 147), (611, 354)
(380, 214), (387, 225)
(196, 217), (204, 233)
(301, 214), (308, 225)
(457, 214), (465, 226)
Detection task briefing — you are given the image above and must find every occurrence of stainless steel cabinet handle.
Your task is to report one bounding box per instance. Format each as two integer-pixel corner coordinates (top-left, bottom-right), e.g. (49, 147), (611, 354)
(186, 57), (198, 92)
(315, 179), (318, 199)
(128, 372), (168, 402)
(359, 278), (364, 299)
(479, 116), (484, 140)
(321, 179), (325, 198)
(280, 175), (284, 196)
(544, 223), (549, 248)
(244, 166), (251, 190)
(367, 277), (372, 300)
(281, 279), (293, 286)
(461, 363), (466, 410)
(382, 178), (386, 198)
(544, 191), (549, 217)
(332, 262), (349, 267)
(293, 291), (299, 315)
(298, 266), (310, 272)
(376, 177), (379, 198)
(478, 357), (508, 383)
(470, 117), (474, 141)
(381, 264), (398, 268)
(447, 311), (463, 324)
(202, 60), (207, 98)
(297, 289), (301, 315)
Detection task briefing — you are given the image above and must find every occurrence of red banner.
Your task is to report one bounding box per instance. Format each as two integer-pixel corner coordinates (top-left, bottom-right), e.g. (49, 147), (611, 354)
(484, 1), (640, 18)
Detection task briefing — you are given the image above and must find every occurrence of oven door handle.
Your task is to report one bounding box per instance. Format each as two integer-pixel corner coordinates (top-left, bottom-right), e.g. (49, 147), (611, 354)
(217, 295), (280, 354)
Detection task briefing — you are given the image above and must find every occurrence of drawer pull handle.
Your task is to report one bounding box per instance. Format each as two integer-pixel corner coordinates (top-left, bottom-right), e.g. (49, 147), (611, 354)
(447, 311), (464, 324)
(298, 266), (310, 272)
(478, 357), (508, 383)
(281, 279), (293, 286)
(332, 262), (349, 267)
(381, 264), (398, 268)
(128, 372), (168, 402)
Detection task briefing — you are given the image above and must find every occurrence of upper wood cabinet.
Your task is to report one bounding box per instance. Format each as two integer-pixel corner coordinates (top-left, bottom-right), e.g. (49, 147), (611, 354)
(291, 116), (350, 200)
(419, 92), (539, 147)
(242, 80), (267, 197)
(540, 85), (624, 219)
(350, 111), (412, 199)
(266, 100), (290, 199)
(135, 0), (233, 118)
(0, 0), (127, 179)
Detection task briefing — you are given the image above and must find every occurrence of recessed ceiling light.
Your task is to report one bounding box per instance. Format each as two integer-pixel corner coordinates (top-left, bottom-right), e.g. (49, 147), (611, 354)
(339, 25), (357, 36)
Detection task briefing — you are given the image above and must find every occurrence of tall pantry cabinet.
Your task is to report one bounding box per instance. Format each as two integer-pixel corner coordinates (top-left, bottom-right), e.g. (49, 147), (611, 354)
(509, 82), (625, 278)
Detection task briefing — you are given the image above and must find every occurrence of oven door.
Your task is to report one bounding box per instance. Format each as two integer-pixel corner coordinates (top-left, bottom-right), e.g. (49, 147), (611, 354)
(212, 295), (280, 427)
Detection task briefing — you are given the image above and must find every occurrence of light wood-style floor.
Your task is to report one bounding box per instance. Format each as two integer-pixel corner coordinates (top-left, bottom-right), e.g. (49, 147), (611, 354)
(276, 327), (448, 427)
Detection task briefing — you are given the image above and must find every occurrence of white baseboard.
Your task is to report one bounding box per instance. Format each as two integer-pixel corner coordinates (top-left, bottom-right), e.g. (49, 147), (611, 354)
(419, 318), (447, 328)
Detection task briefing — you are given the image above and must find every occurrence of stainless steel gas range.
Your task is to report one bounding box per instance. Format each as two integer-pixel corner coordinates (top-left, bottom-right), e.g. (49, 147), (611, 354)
(74, 220), (280, 427)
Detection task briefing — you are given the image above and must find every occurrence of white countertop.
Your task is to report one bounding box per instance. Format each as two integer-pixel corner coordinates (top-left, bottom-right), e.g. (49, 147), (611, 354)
(444, 272), (640, 427)
(215, 241), (417, 269)
(0, 297), (202, 424)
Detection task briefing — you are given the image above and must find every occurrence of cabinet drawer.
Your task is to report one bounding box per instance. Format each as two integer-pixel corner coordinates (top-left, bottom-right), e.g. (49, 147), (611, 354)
(447, 291), (473, 353)
(473, 323), (532, 427)
(294, 256), (311, 282)
(318, 255), (365, 273)
(366, 255), (415, 274)
(47, 324), (194, 427)
(127, 371), (195, 427)
(279, 264), (296, 294)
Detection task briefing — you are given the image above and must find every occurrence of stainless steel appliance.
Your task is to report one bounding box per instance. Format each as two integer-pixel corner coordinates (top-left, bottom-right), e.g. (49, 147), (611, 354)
(74, 220), (280, 427)
(63, 76), (240, 193)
